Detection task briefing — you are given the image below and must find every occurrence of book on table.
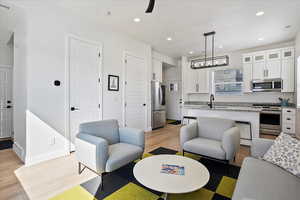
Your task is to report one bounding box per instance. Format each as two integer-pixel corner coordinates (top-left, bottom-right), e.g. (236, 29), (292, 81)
(160, 164), (185, 176)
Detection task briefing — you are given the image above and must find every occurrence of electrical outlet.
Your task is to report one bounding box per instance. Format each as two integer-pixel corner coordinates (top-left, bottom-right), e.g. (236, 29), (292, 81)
(50, 137), (55, 146)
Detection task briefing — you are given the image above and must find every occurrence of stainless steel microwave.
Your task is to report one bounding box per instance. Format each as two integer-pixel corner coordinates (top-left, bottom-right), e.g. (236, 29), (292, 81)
(251, 79), (282, 92)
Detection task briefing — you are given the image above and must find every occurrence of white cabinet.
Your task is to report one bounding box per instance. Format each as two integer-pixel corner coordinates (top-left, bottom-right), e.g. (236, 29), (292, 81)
(242, 46), (295, 93)
(152, 59), (162, 82)
(281, 48), (295, 92)
(242, 54), (253, 93)
(282, 108), (296, 134)
(186, 68), (209, 94)
(197, 69), (209, 93)
(266, 50), (281, 79)
(252, 52), (266, 80)
(252, 50), (282, 80)
(186, 67), (198, 93)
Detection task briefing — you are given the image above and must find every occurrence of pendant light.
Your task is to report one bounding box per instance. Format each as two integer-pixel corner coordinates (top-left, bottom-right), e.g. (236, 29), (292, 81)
(191, 31), (229, 69)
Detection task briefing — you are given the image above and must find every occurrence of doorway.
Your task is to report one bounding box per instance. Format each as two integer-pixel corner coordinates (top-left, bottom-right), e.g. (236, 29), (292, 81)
(162, 63), (182, 122)
(67, 36), (102, 151)
(123, 53), (147, 130)
(0, 66), (13, 139)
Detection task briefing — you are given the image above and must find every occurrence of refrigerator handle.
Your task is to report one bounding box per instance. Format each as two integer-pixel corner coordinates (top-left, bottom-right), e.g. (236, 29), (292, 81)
(159, 86), (163, 105)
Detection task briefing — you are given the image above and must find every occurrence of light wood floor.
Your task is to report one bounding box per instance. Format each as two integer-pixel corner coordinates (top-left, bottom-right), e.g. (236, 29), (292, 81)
(0, 124), (250, 200)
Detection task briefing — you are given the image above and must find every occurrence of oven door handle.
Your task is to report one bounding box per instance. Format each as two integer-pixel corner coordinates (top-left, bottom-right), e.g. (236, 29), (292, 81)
(260, 111), (281, 114)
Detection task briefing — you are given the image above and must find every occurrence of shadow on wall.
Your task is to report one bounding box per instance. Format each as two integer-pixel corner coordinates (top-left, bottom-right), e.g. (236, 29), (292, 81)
(25, 110), (70, 166)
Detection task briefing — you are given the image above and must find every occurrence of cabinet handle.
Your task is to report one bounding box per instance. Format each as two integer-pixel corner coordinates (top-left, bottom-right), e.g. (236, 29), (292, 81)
(287, 110), (291, 113)
(196, 84), (199, 92)
(287, 118), (291, 120)
(286, 127), (291, 130)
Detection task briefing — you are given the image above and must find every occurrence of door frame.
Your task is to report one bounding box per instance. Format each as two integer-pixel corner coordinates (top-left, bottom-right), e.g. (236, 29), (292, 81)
(65, 34), (103, 152)
(122, 52), (148, 130)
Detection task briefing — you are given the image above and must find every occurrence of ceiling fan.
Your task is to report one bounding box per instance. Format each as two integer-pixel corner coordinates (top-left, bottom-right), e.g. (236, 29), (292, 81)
(0, 3), (10, 9)
(145, 0), (155, 13)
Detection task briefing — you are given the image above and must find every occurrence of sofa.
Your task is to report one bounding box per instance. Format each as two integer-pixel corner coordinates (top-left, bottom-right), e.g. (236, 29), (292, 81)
(232, 138), (300, 200)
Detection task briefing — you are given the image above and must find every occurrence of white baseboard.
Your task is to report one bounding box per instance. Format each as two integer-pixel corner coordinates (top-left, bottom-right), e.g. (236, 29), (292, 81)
(25, 149), (69, 167)
(146, 127), (152, 132)
(13, 142), (25, 162)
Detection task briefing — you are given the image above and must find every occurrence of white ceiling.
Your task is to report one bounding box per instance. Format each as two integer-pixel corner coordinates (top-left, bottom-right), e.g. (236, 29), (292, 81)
(3, 0), (300, 57)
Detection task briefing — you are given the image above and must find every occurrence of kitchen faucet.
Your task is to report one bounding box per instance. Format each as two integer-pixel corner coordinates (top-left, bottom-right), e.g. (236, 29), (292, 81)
(208, 94), (215, 109)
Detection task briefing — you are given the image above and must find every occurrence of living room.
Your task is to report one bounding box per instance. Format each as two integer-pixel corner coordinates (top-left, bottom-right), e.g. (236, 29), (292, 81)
(0, 0), (300, 200)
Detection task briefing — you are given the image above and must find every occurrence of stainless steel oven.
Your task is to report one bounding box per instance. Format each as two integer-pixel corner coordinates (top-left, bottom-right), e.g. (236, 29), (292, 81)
(259, 110), (281, 135)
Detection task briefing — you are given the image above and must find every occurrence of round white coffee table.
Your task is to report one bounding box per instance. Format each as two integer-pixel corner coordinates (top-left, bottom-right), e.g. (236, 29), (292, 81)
(133, 155), (210, 199)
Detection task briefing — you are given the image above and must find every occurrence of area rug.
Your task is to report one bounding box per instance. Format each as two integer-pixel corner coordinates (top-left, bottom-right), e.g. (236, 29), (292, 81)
(49, 147), (240, 200)
(0, 139), (13, 150)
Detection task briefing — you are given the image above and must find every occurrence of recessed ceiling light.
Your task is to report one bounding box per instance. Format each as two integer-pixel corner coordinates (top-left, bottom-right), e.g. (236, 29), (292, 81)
(256, 11), (265, 16)
(258, 37), (264, 41)
(166, 37), (172, 41)
(189, 51), (194, 54)
(133, 18), (141, 22)
(219, 45), (223, 49)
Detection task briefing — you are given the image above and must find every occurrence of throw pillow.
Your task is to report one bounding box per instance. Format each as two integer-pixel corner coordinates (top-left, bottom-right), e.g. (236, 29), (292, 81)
(263, 133), (300, 178)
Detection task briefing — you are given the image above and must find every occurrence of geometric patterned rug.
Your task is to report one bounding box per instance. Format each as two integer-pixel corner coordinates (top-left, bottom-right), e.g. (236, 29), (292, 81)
(49, 147), (240, 200)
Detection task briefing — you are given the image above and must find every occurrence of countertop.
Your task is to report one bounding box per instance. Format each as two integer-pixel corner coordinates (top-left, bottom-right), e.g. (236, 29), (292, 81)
(183, 101), (295, 113)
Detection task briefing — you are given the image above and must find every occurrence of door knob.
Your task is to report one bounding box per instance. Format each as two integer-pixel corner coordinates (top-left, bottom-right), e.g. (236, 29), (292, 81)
(6, 105), (12, 108)
(70, 107), (80, 111)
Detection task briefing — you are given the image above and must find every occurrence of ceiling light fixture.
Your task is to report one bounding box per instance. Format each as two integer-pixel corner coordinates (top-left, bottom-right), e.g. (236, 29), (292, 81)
(219, 45), (223, 49)
(189, 51), (194, 54)
(256, 11), (265, 16)
(166, 37), (172, 41)
(133, 18), (141, 22)
(258, 37), (264, 41)
(191, 31), (229, 69)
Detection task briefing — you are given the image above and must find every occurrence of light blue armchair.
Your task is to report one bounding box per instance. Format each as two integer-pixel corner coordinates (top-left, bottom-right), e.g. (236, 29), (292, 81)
(75, 119), (145, 189)
(180, 117), (240, 163)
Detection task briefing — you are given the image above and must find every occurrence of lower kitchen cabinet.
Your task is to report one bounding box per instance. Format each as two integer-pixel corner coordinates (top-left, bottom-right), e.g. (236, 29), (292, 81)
(282, 108), (296, 134)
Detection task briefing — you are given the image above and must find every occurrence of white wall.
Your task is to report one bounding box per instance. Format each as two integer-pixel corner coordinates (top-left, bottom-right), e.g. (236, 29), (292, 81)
(152, 51), (177, 66)
(183, 41), (295, 103)
(17, 6), (152, 165)
(0, 43), (13, 65)
(296, 32), (300, 61)
(0, 4), (29, 161)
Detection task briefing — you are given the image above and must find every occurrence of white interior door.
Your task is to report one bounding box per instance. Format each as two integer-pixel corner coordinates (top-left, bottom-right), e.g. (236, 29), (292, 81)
(69, 37), (102, 151)
(0, 67), (13, 138)
(165, 80), (182, 120)
(124, 54), (147, 130)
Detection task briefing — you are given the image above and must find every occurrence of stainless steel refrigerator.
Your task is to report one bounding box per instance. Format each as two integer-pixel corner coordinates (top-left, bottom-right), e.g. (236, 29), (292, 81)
(151, 81), (166, 129)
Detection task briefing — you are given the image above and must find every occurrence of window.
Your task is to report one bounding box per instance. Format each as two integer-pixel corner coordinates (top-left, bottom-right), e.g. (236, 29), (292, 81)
(212, 69), (243, 95)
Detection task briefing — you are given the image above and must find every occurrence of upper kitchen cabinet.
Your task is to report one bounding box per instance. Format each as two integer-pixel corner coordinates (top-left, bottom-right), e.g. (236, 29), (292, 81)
(197, 69), (210, 93)
(152, 59), (163, 82)
(281, 47), (295, 92)
(252, 52), (266, 80)
(265, 49), (281, 79)
(242, 54), (253, 93)
(242, 46), (295, 93)
(186, 66), (209, 94)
